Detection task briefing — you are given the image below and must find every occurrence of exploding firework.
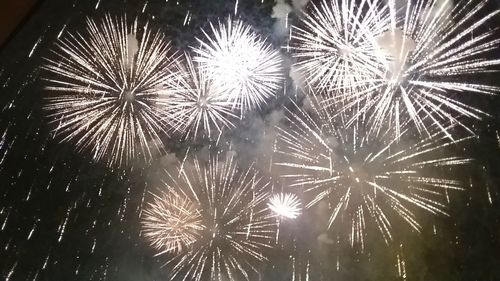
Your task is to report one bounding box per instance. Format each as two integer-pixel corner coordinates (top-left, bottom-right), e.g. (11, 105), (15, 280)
(43, 15), (178, 166)
(292, 0), (500, 138)
(142, 190), (203, 255)
(291, 0), (390, 92)
(268, 193), (302, 219)
(193, 18), (284, 114)
(274, 98), (472, 247)
(143, 155), (275, 281)
(166, 53), (238, 140)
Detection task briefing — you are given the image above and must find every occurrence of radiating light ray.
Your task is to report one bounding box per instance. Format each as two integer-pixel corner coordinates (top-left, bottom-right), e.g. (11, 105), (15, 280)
(166, 53), (238, 140)
(43, 14), (178, 166)
(268, 193), (302, 219)
(274, 98), (472, 247)
(143, 155), (275, 281)
(193, 18), (284, 114)
(292, 0), (500, 139)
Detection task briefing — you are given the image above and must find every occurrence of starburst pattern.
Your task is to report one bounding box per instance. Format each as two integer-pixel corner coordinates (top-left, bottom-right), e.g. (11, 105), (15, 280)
(268, 193), (302, 219)
(291, 0), (390, 92)
(274, 99), (472, 247)
(293, 0), (500, 138)
(142, 190), (203, 255)
(145, 155), (275, 281)
(43, 15), (178, 166)
(166, 53), (237, 140)
(194, 18), (284, 114)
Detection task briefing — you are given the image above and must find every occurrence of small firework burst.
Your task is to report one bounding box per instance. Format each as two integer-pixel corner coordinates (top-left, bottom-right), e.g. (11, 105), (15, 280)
(142, 190), (203, 255)
(274, 98), (472, 247)
(293, 0), (500, 138)
(43, 15), (178, 166)
(193, 18), (284, 114)
(268, 193), (302, 219)
(143, 155), (275, 281)
(166, 53), (237, 140)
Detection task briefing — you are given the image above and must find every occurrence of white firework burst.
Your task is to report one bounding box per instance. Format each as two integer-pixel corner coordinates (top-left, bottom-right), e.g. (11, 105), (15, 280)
(43, 15), (178, 166)
(142, 190), (203, 255)
(193, 18), (284, 114)
(291, 0), (390, 92)
(166, 53), (238, 140)
(293, 0), (500, 138)
(268, 193), (302, 219)
(274, 99), (472, 247)
(144, 155), (275, 281)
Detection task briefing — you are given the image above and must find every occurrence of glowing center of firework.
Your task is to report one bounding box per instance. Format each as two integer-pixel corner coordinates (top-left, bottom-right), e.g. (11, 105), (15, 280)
(339, 44), (354, 57)
(198, 96), (209, 109)
(121, 89), (136, 103)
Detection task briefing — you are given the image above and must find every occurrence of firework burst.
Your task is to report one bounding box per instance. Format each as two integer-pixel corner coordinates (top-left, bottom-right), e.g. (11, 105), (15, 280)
(142, 190), (203, 255)
(291, 0), (390, 92)
(143, 155), (275, 281)
(166, 53), (238, 140)
(268, 193), (302, 219)
(193, 18), (284, 114)
(293, 0), (500, 138)
(274, 99), (472, 247)
(43, 15), (178, 166)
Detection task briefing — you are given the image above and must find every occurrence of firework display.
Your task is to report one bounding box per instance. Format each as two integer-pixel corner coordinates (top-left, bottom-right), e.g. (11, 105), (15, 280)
(142, 155), (275, 281)
(42, 15), (178, 166)
(194, 18), (284, 114)
(292, 0), (500, 138)
(166, 53), (238, 140)
(2, 0), (500, 280)
(274, 98), (472, 247)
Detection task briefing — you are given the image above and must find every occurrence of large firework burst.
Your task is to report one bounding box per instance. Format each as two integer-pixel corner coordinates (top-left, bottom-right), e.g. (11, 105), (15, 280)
(142, 155), (275, 281)
(193, 18), (284, 114)
(293, 0), (500, 138)
(43, 15), (178, 166)
(166, 53), (237, 140)
(273, 98), (472, 247)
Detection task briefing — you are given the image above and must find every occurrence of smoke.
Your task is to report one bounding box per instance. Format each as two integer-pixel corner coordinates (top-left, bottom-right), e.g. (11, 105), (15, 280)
(271, 0), (292, 38)
(291, 0), (311, 11)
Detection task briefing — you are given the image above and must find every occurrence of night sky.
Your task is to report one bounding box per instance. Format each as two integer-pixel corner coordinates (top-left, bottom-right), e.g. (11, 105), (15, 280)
(1, 0), (500, 280)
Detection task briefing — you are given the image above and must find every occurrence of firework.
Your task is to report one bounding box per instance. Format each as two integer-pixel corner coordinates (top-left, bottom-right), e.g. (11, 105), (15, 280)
(268, 193), (302, 219)
(166, 53), (237, 140)
(143, 155), (275, 281)
(291, 0), (390, 92)
(193, 18), (284, 114)
(274, 99), (472, 247)
(142, 190), (203, 255)
(293, 0), (500, 138)
(43, 15), (178, 166)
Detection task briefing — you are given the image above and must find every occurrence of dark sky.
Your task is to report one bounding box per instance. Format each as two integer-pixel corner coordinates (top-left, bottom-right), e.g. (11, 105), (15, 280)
(1, 0), (500, 280)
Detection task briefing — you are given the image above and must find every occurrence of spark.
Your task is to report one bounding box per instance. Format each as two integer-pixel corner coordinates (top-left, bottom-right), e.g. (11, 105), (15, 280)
(274, 99), (472, 247)
(193, 18), (284, 114)
(292, 0), (500, 138)
(268, 193), (302, 219)
(42, 15), (178, 166)
(143, 155), (275, 281)
(166, 53), (237, 140)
